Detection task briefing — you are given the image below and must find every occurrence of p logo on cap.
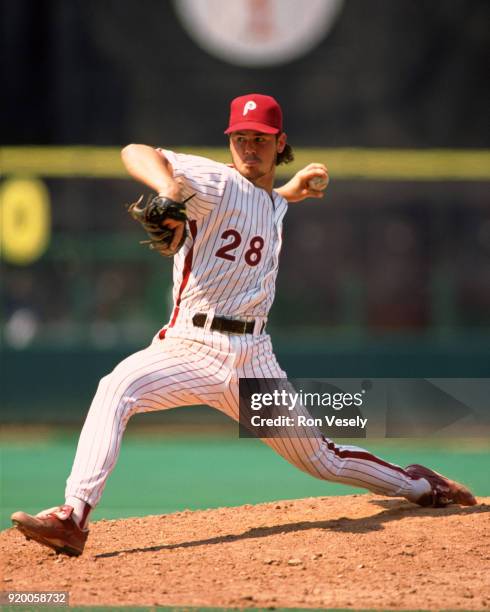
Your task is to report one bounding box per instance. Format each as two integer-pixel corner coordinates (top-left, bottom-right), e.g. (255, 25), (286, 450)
(225, 93), (283, 134)
(243, 100), (257, 116)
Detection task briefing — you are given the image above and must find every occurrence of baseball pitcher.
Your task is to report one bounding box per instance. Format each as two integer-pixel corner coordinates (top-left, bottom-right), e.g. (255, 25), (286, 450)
(11, 94), (476, 556)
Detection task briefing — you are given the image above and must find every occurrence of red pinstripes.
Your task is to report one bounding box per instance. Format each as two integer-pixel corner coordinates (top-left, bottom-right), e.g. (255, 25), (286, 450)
(160, 151), (287, 318)
(321, 435), (408, 476)
(66, 328), (418, 508)
(67, 339), (232, 505)
(159, 220), (198, 339)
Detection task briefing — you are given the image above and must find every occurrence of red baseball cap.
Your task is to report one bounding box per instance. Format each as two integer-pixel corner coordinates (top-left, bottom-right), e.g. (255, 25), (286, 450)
(224, 93), (283, 135)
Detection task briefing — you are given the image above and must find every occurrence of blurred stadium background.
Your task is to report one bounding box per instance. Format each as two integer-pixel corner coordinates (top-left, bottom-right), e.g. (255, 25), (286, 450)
(1, 0), (489, 527)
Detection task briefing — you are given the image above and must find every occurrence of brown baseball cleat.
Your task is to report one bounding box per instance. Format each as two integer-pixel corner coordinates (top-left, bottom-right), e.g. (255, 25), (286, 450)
(406, 464), (477, 508)
(11, 505), (88, 556)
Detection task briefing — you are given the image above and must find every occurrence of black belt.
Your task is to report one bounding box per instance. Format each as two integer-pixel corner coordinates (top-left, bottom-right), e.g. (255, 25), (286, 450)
(192, 313), (257, 335)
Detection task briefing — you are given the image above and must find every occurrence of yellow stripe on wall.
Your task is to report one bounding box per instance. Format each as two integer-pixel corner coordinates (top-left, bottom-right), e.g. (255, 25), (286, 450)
(1, 146), (489, 181)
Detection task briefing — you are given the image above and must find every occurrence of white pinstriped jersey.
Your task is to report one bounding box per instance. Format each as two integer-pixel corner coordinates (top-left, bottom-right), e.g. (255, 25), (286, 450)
(159, 149), (288, 319)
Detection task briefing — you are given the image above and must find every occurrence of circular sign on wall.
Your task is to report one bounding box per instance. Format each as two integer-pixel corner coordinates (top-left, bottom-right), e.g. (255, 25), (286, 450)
(173, 0), (344, 67)
(0, 177), (51, 265)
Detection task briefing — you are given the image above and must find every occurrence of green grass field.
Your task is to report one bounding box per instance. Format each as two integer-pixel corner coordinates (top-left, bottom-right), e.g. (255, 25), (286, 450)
(1, 429), (488, 531)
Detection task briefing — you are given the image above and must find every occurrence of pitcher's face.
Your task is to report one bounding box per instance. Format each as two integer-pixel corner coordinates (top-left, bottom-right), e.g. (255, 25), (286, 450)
(229, 131), (286, 184)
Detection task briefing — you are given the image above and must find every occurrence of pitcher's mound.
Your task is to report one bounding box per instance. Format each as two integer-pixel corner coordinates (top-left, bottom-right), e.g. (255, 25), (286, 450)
(2, 494), (489, 610)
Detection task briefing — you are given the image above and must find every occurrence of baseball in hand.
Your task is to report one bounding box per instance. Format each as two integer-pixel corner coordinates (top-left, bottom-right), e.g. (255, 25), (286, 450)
(308, 175), (329, 191)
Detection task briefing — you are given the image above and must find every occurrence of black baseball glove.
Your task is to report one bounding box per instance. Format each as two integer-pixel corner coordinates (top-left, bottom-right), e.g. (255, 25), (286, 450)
(128, 193), (195, 257)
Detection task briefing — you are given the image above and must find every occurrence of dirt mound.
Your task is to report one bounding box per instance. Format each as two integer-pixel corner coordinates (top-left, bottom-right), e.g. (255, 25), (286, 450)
(2, 495), (489, 610)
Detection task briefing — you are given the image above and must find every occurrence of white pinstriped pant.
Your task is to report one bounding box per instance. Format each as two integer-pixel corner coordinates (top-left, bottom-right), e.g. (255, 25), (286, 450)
(66, 316), (421, 508)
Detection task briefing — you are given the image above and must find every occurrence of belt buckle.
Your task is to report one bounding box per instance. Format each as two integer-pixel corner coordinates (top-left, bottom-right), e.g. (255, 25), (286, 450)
(239, 319), (248, 334)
